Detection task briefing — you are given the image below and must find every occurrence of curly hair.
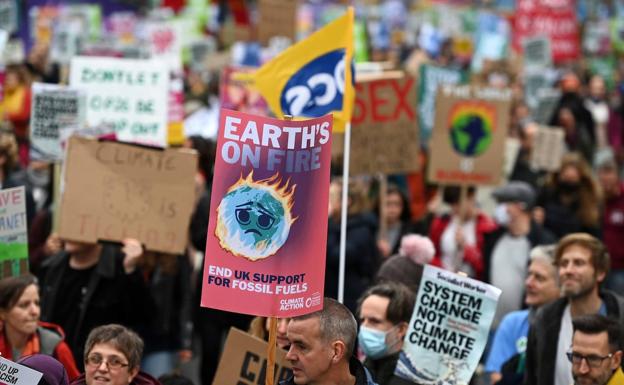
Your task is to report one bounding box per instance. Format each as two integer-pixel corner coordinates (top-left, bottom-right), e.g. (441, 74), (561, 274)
(545, 152), (602, 227)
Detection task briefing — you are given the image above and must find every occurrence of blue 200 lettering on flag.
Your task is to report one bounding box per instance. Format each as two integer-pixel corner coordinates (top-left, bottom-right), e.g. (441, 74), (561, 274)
(280, 49), (350, 117)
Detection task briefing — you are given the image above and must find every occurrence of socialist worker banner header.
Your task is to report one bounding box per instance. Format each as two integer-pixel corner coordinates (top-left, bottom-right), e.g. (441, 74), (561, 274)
(201, 109), (333, 317)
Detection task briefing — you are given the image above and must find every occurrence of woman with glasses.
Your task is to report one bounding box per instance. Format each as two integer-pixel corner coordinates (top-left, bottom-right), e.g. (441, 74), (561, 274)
(0, 275), (79, 379)
(70, 324), (160, 385)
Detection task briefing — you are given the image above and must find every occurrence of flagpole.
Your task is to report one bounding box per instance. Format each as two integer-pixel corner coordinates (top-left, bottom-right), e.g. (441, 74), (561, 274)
(338, 122), (351, 304)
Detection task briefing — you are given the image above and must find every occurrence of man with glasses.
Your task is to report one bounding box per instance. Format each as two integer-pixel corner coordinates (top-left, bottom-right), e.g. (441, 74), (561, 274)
(568, 314), (623, 385)
(70, 324), (161, 385)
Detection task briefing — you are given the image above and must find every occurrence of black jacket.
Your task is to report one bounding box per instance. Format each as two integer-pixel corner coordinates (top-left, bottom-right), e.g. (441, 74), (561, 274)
(325, 213), (379, 313)
(524, 291), (624, 385)
(280, 357), (378, 385)
(39, 244), (155, 365)
(142, 254), (194, 353)
(482, 221), (555, 285)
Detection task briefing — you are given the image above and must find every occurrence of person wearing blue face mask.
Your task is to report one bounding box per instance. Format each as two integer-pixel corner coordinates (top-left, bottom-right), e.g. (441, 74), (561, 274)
(357, 282), (415, 385)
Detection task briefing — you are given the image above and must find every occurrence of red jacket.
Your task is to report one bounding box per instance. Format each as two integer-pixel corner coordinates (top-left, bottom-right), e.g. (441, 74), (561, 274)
(429, 213), (497, 280)
(0, 321), (80, 380)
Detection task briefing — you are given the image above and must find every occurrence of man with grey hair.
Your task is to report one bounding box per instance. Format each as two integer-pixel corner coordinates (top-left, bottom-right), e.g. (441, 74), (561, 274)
(485, 245), (561, 384)
(281, 298), (377, 385)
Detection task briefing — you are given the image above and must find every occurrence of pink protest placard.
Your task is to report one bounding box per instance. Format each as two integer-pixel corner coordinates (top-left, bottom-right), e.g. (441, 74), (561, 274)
(513, 0), (580, 63)
(201, 109), (332, 317)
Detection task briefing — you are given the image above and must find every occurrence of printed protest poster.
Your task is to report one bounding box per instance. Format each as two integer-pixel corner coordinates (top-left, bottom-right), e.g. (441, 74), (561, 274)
(395, 265), (501, 385)
(0, 187), (28, 279)
(201, 109), (332, 317)
(257, 0), (298, 45)
(220, 66), (269, 117)
(533, 88), (561, 124)
(69, 56), (170, 148)
(427, 85), (512, 186)
(610, 18), (624, 54)
(350, 73), (420, 175)
(0, 356), (43, 385)
(513, 0), (579, 63)
(212, 328), (292, 385)
(418, 64), (466, 143)
(0, 1), (16, 34)
(145, 21), (183, 71)
(30, 83), (86, 161)
(58, 137), (197, 254)
(522, 36), (551, 69)
(531, 126), (565, 172)
(583, 21), (611, 55)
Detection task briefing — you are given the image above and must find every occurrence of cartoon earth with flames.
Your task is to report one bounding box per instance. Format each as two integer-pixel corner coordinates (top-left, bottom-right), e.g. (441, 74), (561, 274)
(216, 172), (296, 261)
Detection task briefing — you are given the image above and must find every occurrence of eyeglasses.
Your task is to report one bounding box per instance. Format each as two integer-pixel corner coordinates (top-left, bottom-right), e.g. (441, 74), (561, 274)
(85, 354), (130, 370)
(566, 351), (613, 368)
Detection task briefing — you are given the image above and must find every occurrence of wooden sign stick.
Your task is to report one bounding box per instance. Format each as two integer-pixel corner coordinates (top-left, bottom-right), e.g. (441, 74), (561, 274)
(266, 317), (278, 385)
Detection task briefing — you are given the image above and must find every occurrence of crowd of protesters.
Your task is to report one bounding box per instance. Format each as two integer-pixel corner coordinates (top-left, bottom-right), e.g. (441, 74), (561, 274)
(1, 2), (624, 385)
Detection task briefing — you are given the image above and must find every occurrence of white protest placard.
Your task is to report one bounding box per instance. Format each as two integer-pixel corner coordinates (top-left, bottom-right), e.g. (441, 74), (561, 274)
(395, 265), (501, 385)
(145, 21), (182, 71)
(0, 1), (17, 34)
(30, 83), (86, 161)
(531, 126), (566, 172)
(522, 36), (552, 69)
(0, 351), (43, 385)
(70, 56), (170, 148)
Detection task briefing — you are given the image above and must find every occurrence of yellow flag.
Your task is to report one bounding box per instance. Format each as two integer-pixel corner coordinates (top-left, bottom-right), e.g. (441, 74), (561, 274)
(250, 7), (354, 132)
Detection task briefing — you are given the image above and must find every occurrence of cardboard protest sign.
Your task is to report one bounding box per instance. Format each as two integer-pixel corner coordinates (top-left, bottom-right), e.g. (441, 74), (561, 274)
(427, 85), (512, 186)
(0, 187), (28, 279)
(58, 136), (197, 254)
(531, 126), (565, 172)
(30, 83), (86, 161)
(201, 109), (332, 317)
(418, 64), (466, 143)
(395, 265), (501, 385)
(513, 0), (579, 63)
(257, 0), (298, 45)
(350, 73), (420, 175)
(522, 36), (552, 69)
(212, 328), (292, 385)
(69, 56), (170, 148)
(0, 356), (43, 385)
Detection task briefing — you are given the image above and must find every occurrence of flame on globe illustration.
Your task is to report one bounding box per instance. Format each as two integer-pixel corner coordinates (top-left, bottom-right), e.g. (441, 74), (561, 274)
(216, 171), (297, 261)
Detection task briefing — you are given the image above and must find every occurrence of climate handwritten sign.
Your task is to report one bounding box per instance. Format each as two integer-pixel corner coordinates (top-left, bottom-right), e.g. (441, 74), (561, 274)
(201, 109), (332, 317)
(395, 265), (501, 385)
(69, 56), (169, 147)
(58, 137), (197, 253)
(30, 83), (86, 161)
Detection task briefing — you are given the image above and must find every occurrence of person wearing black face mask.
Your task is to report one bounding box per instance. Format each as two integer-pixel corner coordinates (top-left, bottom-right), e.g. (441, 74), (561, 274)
(534, 153), (602, 240)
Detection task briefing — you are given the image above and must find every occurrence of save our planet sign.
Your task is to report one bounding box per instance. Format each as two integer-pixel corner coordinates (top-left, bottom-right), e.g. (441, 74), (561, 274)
(428, 85), (512, 186)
